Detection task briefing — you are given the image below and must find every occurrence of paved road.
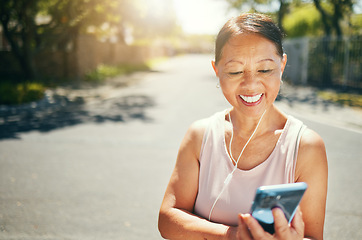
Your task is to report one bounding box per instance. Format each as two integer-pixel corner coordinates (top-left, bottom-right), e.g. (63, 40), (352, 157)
(0, 55), (361, 239)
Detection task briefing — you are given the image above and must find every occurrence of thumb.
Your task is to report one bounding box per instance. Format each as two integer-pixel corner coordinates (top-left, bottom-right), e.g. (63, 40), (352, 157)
(291, 207), (305, 236)
(272, 207), (289, 236)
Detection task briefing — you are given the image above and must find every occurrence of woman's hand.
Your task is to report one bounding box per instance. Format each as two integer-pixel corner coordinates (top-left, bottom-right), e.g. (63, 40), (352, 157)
(235, 208), (304, 240)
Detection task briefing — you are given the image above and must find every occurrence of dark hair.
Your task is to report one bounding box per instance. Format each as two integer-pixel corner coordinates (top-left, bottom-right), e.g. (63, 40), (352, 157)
(215, 13), (284, 65)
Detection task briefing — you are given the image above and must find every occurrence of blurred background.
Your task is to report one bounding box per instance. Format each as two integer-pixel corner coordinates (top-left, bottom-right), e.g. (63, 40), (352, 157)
(0, 0), (362, 240)
(0, 0), (361, 103)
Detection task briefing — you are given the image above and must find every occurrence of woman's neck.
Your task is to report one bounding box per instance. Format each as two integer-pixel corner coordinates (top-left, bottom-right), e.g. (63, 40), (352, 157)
(228, 105), (279, 138)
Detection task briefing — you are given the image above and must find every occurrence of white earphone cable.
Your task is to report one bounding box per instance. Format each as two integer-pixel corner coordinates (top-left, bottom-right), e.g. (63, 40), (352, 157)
(208, 109), (267, 221)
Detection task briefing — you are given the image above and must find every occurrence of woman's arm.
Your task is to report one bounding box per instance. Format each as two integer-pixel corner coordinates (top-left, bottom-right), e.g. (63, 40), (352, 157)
(158, 120), (236, 240)
(295, 128), (328, 240)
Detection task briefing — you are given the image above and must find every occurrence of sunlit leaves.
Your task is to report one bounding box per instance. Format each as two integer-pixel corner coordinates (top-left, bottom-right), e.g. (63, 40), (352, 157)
(2, 0), (177, 47)
(283, 4), (324, 37)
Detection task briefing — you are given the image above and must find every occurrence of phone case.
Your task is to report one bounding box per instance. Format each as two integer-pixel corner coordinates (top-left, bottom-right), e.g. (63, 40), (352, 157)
(250, 182), (307, 234)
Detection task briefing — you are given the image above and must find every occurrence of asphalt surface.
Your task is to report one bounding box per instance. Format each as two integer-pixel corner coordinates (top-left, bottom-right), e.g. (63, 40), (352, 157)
(0, 54), (361, 239)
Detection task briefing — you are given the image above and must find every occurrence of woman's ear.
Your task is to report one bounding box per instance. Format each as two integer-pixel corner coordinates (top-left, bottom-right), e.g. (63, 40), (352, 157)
(211, 60), (219, 77)
(281, 54), (287, 74)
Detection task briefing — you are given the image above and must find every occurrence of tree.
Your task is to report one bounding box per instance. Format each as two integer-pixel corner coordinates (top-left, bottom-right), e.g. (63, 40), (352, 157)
(0, 0), (120, 80)
(0, 0), (39, 79)
(225, 0), (357, 37)
(311, 0), (354, 86)
(0, 0), (177, 80)
(283, 4), (324, 37)
(312, 0), (354, 37)
(224, 0), (291, 34)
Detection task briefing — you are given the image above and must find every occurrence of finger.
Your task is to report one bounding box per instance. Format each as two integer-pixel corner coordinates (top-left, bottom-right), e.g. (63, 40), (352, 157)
(237, 214), (253, 240)
(242, 214), (270, 239)
(272, 208), (290, 237)
(291, 207), (305, 236)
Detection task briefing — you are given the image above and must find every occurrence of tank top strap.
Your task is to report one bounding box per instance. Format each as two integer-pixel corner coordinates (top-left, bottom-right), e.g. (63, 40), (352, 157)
(199, 110), (228, 161)
(285, 116), (307, 183)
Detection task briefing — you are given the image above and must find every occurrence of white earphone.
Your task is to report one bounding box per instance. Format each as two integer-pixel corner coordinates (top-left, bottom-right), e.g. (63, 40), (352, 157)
(208, 109), (267, 221)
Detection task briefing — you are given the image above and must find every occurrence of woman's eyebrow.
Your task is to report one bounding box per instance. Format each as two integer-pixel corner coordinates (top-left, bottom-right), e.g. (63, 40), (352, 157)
(225, 60), (244, 65)
(257, 58), (275, 63)
(224, 58), (276, 66)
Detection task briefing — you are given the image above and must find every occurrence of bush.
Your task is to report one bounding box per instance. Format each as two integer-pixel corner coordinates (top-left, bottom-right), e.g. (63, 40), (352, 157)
(283, 4), (323, 37)
(0, 82), (45, 105)
(318, 91), (362, 108)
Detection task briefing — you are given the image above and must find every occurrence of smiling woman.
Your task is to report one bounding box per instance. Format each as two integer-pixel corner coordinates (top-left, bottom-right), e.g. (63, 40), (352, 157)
(158, 13), (328, 240)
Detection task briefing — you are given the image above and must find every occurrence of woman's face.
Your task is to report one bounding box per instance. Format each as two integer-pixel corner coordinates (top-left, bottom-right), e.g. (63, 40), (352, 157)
(212, 33), (287, 118)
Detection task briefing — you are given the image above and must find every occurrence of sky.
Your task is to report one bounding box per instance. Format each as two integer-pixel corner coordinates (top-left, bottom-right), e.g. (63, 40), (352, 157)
(172, 0), (239, 34)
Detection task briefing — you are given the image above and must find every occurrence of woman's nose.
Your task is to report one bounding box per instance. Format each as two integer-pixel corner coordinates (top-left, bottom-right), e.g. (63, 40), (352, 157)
(241, 71), (258, 88)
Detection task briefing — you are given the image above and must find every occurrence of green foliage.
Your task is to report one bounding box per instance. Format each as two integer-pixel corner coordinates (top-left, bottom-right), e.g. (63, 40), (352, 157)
(0, 82), (45, 105)
(318, 91), (362, 108)
(85, 63), (150, 83)
(350, 14), (362, 34)
(283, 4), (324, 37)
(0, 0), (177, 80)
(225, 0), (359, 37)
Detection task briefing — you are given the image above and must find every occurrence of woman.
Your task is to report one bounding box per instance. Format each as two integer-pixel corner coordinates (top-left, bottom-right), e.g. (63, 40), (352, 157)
(158, 13), (328, 240)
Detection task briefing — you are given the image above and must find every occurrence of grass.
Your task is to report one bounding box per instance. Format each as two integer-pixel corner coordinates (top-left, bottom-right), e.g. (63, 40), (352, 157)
(1, 62), (155, 105)
(318, 91), (362, 108)
(0, 81), (45, 105)
(85, 62), (151, 83)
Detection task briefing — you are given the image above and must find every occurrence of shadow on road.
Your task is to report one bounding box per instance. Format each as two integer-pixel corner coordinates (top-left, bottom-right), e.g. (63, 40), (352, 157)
(276, 84), (340, 111)
(0, 93), (155, 139)
(275, 84), (362, 131)
(276, 91), (331, 111)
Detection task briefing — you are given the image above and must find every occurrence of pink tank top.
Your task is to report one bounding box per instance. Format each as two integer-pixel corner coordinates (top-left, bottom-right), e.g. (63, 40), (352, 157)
(194, 110), (306, 226)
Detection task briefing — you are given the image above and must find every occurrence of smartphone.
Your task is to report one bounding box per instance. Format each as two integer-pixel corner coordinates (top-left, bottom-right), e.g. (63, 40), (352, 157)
(250, 182), (307, 234)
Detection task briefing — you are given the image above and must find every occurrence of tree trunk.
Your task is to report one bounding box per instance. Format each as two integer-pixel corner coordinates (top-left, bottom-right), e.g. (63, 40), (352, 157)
(313, 0), (331, 36)
(278, 0), (287, 34)
(1, 23), (36, 81)
(21, 23), (37, 80)
(0, 12), (37, 80)
(20, 45), (36, 80)
(313, 0), (333, 87)
(332, 1), (343, 36)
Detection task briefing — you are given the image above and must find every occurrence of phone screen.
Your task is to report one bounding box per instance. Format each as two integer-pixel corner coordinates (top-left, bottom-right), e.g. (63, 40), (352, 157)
(250, 182), (307, 234)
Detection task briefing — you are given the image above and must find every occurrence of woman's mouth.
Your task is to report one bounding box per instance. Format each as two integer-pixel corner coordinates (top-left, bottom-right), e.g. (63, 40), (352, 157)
(239, 94), (263, 105)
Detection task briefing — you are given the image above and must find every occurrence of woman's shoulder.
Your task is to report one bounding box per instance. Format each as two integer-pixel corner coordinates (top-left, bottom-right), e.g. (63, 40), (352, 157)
(288, 114), (326, 161)
(178, 116), (213, 161)
(299, 127), (326, 152)
(186, 115), (215, 140)
(188, 110), (226, 136)
(295, 127), (327, 181)
(183, 110), (226, 150)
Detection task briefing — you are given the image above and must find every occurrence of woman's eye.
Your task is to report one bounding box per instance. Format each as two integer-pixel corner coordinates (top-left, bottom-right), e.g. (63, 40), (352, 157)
(259, 69), (272, 73)
(229, 71), (243, 75)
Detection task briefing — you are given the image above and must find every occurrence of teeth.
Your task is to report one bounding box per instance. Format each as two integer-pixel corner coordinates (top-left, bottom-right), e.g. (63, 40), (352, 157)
(240, 94), (263, 103)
